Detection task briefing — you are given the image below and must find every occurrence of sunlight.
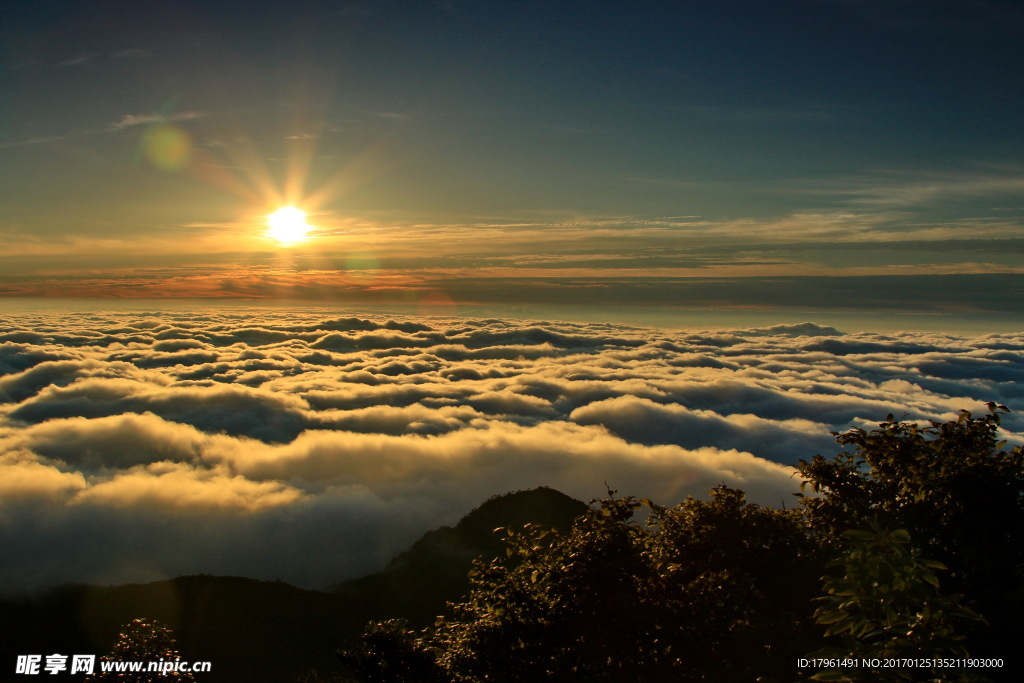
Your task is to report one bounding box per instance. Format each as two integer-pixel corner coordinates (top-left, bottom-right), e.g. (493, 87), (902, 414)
(266, 207), (311, 244)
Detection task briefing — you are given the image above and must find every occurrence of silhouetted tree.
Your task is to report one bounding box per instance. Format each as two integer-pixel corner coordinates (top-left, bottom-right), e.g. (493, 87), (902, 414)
(336, 619), (445, 683)
(334, 407), (1021, 682)
(797, 404), (1024, 667)
(88, 618), (195, 682)
(341, 487), (821, 682)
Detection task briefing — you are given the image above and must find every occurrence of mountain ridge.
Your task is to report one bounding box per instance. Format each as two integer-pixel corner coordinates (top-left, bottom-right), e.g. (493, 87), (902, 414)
(0, 486), (588, 682)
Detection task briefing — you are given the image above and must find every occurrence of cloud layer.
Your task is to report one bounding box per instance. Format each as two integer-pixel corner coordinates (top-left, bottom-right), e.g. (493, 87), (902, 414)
(1, 307), (1021, 593)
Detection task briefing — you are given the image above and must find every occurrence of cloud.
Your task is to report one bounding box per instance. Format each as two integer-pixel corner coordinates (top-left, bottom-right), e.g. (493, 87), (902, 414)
(8, 378), (312, 442)
(741, 322), (845, 337)
(110, 111), (206, 130)
(74, 462), (304, 513)
(570, 396), (836, 464)
(55, 54), (96, 69)
(0, 308), (1020, 593)
(2, 411), (211, 470)
(802, 168), (1024, 212)
(0, 111), (208, 151)
(0, 452), (86, 502)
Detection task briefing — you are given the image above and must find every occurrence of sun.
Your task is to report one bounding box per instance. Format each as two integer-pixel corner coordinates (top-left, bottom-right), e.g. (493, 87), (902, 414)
(266, 207), (311, 244)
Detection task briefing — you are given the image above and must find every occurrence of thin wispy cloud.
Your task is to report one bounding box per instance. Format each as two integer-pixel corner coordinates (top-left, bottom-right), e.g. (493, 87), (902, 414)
(0, 111), (208, 150)
(54, 54), (96, 69)
(110, 110), (207, 130)
(802, 168), (1024, 209)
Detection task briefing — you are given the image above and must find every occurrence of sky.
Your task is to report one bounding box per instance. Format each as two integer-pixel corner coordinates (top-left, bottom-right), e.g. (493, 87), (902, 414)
(2, 1), (1024, 595)
(1, 0), (1023, 315)
(2, 307), (1022, 592)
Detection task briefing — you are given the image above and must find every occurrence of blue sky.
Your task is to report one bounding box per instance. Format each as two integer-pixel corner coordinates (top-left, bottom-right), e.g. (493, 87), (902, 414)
(1, 0), (1023, 312)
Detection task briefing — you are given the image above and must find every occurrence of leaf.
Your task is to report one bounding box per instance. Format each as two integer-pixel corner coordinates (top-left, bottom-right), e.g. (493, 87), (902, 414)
(816, 610), (847, 625)
(890, 529), (911, 542)
(855, 619), (875, 638)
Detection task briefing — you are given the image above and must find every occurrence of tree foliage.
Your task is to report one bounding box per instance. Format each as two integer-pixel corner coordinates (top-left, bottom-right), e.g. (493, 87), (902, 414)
(342, 487), (821, 682)
(810, 521), (982, 682)
(335, 406), (1022, 682)
(87, 618), (195, 682)
(797, 403), (1024, 662)
(334, 619), (445, 683)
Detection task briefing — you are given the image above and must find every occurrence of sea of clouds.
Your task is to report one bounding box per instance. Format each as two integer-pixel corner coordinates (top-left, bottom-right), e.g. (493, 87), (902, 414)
(1, 308), (1022, 593)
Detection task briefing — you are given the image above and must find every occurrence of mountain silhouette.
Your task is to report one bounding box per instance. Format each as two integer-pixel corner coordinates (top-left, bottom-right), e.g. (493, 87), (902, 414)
(335, 486), (588, 624)
(0, 487), (587, 682)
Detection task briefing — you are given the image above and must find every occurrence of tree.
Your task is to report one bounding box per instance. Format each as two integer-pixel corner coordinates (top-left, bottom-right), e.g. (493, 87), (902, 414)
(809, 521), (983, 682)
(88, 618), (195, 682)
(797, 404), (1024, 666)
(340, 487), (821, 682)
(333, 407), (1022, 682)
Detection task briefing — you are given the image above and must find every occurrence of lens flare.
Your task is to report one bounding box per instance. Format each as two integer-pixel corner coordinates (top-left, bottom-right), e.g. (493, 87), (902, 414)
(142, 124), (192, 171)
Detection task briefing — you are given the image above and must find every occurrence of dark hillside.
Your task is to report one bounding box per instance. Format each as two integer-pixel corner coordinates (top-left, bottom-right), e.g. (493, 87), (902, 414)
(0, 487), (588, 682)
(334, 486), (588, 625)
(1, 576), (353, 682)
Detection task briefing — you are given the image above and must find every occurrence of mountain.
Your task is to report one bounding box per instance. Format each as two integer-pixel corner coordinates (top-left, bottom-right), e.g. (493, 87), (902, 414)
(0, 487), (588, 682)
(335, 486), (589, 625)
(1, 576), (353, 682)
